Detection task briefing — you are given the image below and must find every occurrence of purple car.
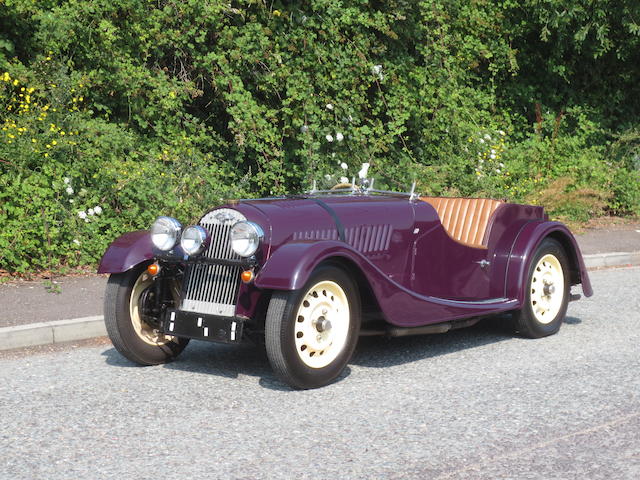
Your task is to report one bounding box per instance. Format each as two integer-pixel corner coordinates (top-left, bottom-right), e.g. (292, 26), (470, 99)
(98, 183), (592, 389)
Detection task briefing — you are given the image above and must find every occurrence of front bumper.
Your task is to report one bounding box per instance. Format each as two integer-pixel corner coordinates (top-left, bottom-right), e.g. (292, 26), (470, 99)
(163, 309), (244, 344)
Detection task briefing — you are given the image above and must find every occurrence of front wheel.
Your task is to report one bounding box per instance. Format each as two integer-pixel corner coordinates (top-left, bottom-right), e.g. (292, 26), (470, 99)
(104, 263), (189, 365)
(512, 238), (570, 338)
(265, 265), (361, 389)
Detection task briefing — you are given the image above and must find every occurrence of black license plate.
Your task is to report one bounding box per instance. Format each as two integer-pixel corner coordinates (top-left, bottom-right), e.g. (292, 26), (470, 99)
(163, 309), (243, 344)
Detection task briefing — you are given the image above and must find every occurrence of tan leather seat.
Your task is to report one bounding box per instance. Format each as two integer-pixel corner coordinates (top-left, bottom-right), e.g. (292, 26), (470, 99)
(419, 197), (504, 248)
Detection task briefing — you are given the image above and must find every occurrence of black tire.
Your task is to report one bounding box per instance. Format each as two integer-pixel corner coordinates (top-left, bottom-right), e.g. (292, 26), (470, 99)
(265, 264), (361, 389)
(104, 263), (189, 365)
(512, 238), (570, 338)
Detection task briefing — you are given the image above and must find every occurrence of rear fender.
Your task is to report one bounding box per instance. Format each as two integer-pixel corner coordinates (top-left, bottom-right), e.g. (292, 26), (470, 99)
(505, 221), (593, 302)
(97, 231), (155, 274)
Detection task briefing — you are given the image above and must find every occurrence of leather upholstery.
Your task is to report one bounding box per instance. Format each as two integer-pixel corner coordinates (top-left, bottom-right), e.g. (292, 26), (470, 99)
(419, 197), (504, 249)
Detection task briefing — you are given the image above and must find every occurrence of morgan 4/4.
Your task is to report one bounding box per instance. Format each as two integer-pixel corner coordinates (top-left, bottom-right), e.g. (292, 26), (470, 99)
(98, 181), (592, 389)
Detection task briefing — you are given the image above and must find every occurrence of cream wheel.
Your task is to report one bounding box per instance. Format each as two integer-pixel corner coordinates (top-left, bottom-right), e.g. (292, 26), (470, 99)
(104, 262), (189, 365)
(293, 280), (350, 369)
(129, 271), (178, 345)
(529, 254), (565, 324)
(513, 238), (569, 338)
(265, 264), (361, 389)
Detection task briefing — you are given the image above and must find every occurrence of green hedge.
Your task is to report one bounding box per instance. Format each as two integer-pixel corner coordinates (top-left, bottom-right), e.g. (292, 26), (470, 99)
(1, 0), (639, 274)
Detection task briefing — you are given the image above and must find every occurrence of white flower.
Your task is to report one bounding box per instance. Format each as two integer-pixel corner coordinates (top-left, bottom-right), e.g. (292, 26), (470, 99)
(300, 125), (309, 133)
(479, 159), (484, 164)
(88, 208), (95, 216)
(371, 64), (383, 75)
(479, 138), (485, 144)
(490, 149), (496, 154)
(68, 199), (74, 204)
(484, 134), (491, 140)
(326, 103), (334, 111)
(358, 162), (370, 179)
(63, 177), (70, 184)
(340, 162), (348, 170)
(336, 132), (344, 142)
(326, 134), (334, 142)
(94, 206), (103, 215)
(340, 176), (349, 183)
(498, 130), (506, 136)
(78, 211), (87, 219)
(73, 239), (81, 246)
(496, 168), (501, 174)
(499, 163), (505, 168)
(347, 115), (353, 122)
(490, 154), (496, 159)
(324, 174), (332, 180)
(84, 218), (89, 223)
(66, 186), (74, 195)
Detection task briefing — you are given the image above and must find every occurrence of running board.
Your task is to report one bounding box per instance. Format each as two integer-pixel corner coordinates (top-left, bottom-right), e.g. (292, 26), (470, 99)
(361, 317), (481, 337)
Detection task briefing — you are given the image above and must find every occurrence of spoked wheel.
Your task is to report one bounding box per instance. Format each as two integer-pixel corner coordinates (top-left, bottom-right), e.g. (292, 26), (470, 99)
(104, 263), (189, 365)
(265, 264), (361, 389)
(513, 238), (570, 338)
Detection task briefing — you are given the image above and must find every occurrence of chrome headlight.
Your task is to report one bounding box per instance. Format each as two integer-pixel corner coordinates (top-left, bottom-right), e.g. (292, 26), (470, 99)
(181, 225), (210, 256)
(150, 216), (182, 251)
(230, 221), (264, 257)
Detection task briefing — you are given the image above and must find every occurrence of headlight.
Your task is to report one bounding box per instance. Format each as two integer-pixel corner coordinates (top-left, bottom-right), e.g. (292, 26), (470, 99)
(230, 221), (264, 257)
(150, 216), (182, 251)
(181, 225), (210, 256)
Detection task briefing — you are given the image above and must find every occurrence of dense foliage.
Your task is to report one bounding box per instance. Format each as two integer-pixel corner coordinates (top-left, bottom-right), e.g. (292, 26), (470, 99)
(1, 0), (639, 273)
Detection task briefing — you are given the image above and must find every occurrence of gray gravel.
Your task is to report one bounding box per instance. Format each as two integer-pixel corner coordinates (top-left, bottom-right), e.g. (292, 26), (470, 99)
(1, 267), (639, 479)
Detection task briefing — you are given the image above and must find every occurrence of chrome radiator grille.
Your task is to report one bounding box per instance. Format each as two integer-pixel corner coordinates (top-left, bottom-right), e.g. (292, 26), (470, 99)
(181, 208), (246, 316)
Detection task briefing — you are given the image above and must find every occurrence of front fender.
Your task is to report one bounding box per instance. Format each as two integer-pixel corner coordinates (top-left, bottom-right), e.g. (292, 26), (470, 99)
(97, 231), (154, 274)
(505, 221), (593, 302)
(254, 241), (368, 291)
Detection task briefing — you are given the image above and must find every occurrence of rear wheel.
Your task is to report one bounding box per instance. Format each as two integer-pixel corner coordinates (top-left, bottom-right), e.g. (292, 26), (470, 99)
(265, 265), (361, 389)
(513, 238), (570, 338)
(104, 263), (189, 365)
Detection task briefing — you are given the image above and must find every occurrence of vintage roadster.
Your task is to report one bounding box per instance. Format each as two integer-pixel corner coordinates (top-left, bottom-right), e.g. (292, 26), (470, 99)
(99, 182), (593, 389)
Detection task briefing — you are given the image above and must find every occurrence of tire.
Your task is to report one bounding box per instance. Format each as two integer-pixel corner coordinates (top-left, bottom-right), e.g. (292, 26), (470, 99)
(512, 238), (570, 338)
(104, 263), (189, 365)
(265, 264), (361, 389)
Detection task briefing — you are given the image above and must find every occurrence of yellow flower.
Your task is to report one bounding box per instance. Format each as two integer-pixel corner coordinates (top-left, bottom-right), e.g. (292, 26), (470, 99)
(273, 9), (282, 16)
(31, 138), (36, 143)
(52, 140), (57, 145)
(13, 79), (19, 86)
(44, 153), (49, 157)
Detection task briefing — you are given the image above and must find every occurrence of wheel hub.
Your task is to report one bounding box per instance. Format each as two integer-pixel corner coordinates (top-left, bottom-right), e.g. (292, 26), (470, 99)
(314, 316), (332, 333)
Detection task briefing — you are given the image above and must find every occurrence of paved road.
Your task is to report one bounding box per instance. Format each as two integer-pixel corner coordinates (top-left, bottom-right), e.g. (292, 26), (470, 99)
(1, 267), (639, 479)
